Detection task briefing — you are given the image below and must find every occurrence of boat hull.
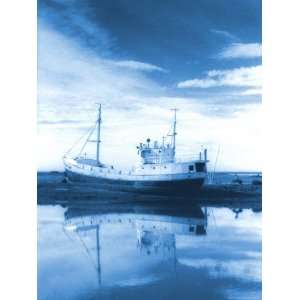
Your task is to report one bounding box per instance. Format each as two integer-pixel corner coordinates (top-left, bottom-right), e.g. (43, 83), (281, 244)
(65, 169), (205, 195)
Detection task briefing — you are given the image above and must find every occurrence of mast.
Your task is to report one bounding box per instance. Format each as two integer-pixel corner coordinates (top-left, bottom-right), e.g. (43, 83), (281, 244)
(70, 223), (102, 286)
(96, 225), (101, 285)
(171, 108), (178, 151)
(96, 104), (102, 163)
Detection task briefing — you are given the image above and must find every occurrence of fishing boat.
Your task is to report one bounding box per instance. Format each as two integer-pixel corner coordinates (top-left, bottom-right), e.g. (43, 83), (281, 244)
(63, 105), (209, 194)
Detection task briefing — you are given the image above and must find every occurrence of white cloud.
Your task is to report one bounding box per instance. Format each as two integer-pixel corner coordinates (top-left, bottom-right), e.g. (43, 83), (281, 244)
(210, 29), (236, 40)
(38, 23), (261, 172)
(38, 2), (113, 55)
(240, 88), (262, 96)
(179, 258), (261, 282)
(112, 60), (166, 72)
(219, 43), (262, 59)
(38, 23), (163, 109)
(177, 65), (262, 89)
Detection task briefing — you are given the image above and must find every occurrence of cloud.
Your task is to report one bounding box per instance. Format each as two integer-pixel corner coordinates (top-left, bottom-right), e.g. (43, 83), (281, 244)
(239, 88), (262, 96)
(38, 0), (113, 55)
(219, 43), (262, 59)
(177, 65), (262, 89)
(37, 23), (169, 169)
(210, 29), (237, 40)
(38, 24), (262, 172)
(111, 60), (166, 72)
(179, 258), (261, 282)
(38, 23), (163, 109)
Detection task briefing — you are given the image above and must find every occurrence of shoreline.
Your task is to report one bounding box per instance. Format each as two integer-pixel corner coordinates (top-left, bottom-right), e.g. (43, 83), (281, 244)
(37, 171), (262, 206)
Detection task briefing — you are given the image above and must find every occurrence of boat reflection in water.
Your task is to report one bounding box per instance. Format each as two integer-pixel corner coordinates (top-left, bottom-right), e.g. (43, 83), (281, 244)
(63, 203), (208, 287)
(38, 197), (261, 300)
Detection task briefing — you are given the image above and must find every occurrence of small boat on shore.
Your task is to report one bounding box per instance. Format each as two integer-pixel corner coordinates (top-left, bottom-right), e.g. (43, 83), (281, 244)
(63, 105), (209, 194)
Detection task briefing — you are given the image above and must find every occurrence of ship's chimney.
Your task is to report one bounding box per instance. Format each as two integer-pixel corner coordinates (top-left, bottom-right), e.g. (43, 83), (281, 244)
(199, 152), (202, 160)
(204, 149), (207, 161)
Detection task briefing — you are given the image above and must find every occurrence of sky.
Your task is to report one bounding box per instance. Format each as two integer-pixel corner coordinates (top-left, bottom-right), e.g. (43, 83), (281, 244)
(38, 0), (262, 171)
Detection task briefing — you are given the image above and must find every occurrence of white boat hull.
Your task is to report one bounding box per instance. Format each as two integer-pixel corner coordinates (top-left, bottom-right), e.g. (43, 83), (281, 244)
(63, 157), (207, 194)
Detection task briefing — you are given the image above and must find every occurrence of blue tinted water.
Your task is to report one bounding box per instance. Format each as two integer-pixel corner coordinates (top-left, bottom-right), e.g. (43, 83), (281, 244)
(38, 199), (261, 300)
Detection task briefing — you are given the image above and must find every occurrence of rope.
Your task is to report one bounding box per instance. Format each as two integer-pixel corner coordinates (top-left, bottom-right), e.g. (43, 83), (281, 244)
(62, 227), (76, 243)
(78, 122), (97, 157)
(64, 121), (97, 157)
(77, 232), (98, 271)
(211, 145), (221, 183)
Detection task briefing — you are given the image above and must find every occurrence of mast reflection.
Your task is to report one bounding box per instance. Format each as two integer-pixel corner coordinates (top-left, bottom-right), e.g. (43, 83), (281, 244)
(63, 202), (208, 286)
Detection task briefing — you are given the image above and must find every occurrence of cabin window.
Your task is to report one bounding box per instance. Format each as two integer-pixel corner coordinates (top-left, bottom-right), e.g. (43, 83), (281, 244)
(195, 162), (205, 172)
(189, 165), (194, 171)
(189, 225), (195, 232)
(152, 166), (156, 169)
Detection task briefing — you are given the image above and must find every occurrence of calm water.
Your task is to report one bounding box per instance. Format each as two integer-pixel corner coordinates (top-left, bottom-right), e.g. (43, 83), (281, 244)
(38, 195), (261, 300)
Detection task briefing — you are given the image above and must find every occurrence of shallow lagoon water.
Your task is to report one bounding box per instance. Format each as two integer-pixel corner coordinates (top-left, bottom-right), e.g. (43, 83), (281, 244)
(38, 192), (261, 300)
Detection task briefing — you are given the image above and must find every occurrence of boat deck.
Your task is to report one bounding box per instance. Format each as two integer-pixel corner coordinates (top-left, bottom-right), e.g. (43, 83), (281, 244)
(75, 158), (103, 167)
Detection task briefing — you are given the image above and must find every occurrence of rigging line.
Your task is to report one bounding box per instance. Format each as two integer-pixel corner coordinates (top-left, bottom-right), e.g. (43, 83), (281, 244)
(210, 208), (217, 228)
(65, 121), (98, 156)
(62, 227), (76, 243)
(212, 145), (221, 183)
(76, 232), (98, 271)
(209, 208), (224, 248)
(78, 122), (97, 156)
(166, 124), (173, 136)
